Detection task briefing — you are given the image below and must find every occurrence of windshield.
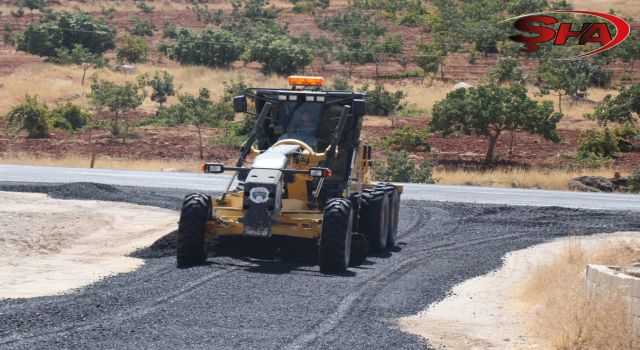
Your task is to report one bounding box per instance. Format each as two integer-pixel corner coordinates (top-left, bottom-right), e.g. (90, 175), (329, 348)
(277, 102), (323, 148)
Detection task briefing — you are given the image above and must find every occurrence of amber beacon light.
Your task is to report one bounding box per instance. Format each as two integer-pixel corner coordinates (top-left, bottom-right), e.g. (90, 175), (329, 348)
(288, 76), (325, 87)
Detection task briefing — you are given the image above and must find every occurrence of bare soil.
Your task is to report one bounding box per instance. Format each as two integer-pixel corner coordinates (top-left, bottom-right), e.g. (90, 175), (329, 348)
(0, 191), (178, 299)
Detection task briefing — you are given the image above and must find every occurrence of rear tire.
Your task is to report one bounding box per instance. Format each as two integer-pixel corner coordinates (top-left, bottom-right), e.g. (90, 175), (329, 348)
(319, 199), (353, 273)
(379, 184), (400, 248)
(176, 193), (211, 268)
(359, 189), (389, 253)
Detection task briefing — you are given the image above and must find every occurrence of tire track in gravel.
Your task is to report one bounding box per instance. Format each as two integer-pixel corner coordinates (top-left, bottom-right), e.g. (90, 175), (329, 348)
(283, 203), (437, 349)
(284, 202), (532, 349)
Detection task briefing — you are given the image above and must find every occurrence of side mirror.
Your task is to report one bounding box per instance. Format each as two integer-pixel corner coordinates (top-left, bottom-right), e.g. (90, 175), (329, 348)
(233, 95), (247, 113)
(352, 99), (366, 117)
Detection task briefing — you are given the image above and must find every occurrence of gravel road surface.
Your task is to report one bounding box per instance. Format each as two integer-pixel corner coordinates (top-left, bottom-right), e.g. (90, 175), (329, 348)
(0, 182), (638, 349)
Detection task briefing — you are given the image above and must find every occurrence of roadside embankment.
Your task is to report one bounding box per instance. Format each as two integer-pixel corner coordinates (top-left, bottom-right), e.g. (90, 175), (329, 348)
(399, 232), (640, 349)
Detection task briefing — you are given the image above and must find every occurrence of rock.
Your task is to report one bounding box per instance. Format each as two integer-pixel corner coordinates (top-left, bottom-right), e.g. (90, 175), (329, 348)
(452, 82), (473, 91)
(568, 180), (600, 192)
(113, 65), (136, 74)
(568, 176), (615, 192)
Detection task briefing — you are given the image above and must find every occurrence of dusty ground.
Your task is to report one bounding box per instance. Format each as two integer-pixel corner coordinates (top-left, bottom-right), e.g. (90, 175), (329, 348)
(398, 232), (640, 350)
(0, 191), (178, 299)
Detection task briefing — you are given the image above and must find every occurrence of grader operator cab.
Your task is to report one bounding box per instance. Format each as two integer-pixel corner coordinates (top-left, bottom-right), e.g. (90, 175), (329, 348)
(177, 76), (402, 272)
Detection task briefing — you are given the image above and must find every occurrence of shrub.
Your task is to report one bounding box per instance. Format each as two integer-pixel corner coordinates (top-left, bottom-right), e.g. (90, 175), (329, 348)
(136, 1), (155, 13)
(372, 150), (435, 183)
(332, 76), (353, 90)
(116, 35), (149, 64)
(577, 128), (621, 159)
(51, 103), (90, 131)
(6, 95), (52, 138)
(162, 22), (177, 39)
(384, 126), (429, 150)
(213, 121), (247, 147)
(628, 166), (640, 193)
(163, 28), (244, 68)
(362, 83), (406, 116)
(613, 125), (638, 152)
(128, 18), (157, 37)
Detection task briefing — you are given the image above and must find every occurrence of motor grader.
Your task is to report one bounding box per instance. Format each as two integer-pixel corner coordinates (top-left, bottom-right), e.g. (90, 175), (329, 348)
(177, 76), (402, 272)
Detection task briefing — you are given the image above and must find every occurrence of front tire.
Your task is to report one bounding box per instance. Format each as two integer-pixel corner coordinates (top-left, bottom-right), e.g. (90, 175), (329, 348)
(176, 193), (211, 268)
(319, 199), (353, 273)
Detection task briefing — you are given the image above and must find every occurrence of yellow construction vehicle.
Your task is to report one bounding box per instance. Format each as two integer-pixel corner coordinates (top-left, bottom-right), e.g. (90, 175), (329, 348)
(177, 76), (402, 272)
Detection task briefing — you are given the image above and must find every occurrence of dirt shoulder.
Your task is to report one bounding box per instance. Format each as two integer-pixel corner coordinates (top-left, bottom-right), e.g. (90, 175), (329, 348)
(398, 232), (640, 350)
(0, 191), (178, 299)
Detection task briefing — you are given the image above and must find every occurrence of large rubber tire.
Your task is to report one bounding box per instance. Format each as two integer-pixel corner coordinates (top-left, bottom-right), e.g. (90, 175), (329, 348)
(349, 233), (369, 267)
(176, 193), (211, 268)
(319, 199), (353, 273)
(359, 189), (389, 253)
(378, 184), (400, 248)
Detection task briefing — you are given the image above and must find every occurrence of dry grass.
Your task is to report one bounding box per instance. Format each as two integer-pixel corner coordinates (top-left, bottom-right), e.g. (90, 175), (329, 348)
(0, 63), (288, 115)
(0, 154), (203, 172)
(434, 168), (619, 190)
(522, 238), (640, 350)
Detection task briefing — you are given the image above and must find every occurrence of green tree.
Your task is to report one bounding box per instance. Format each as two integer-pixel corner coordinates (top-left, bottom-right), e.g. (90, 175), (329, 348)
(116, 35), (149, 64)
(505, 0), (548, 14)
(143, 71), (176, 112)
(488, 56), (526, 85)
(430, 84), (562, 162)
(88, 77), (146, 143)
(414, 43), (446, 85)
(537, 54), (589, 114)
(586, 84), (640, 126)
(16, 10), (116, 57)
(163, 28), (244, 68)
(615, 30), (640, 73)
(51, 44), (107, 85)
(6, 94), (51, 138)
(160, 88), (220, 159)
(372, 35), (402, 78)
(244, 34), (312, 76)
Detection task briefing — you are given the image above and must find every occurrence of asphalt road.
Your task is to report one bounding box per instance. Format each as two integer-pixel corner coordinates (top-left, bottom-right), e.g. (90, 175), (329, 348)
(2, 164), (640, 211)
(0, 182), (638, 349)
